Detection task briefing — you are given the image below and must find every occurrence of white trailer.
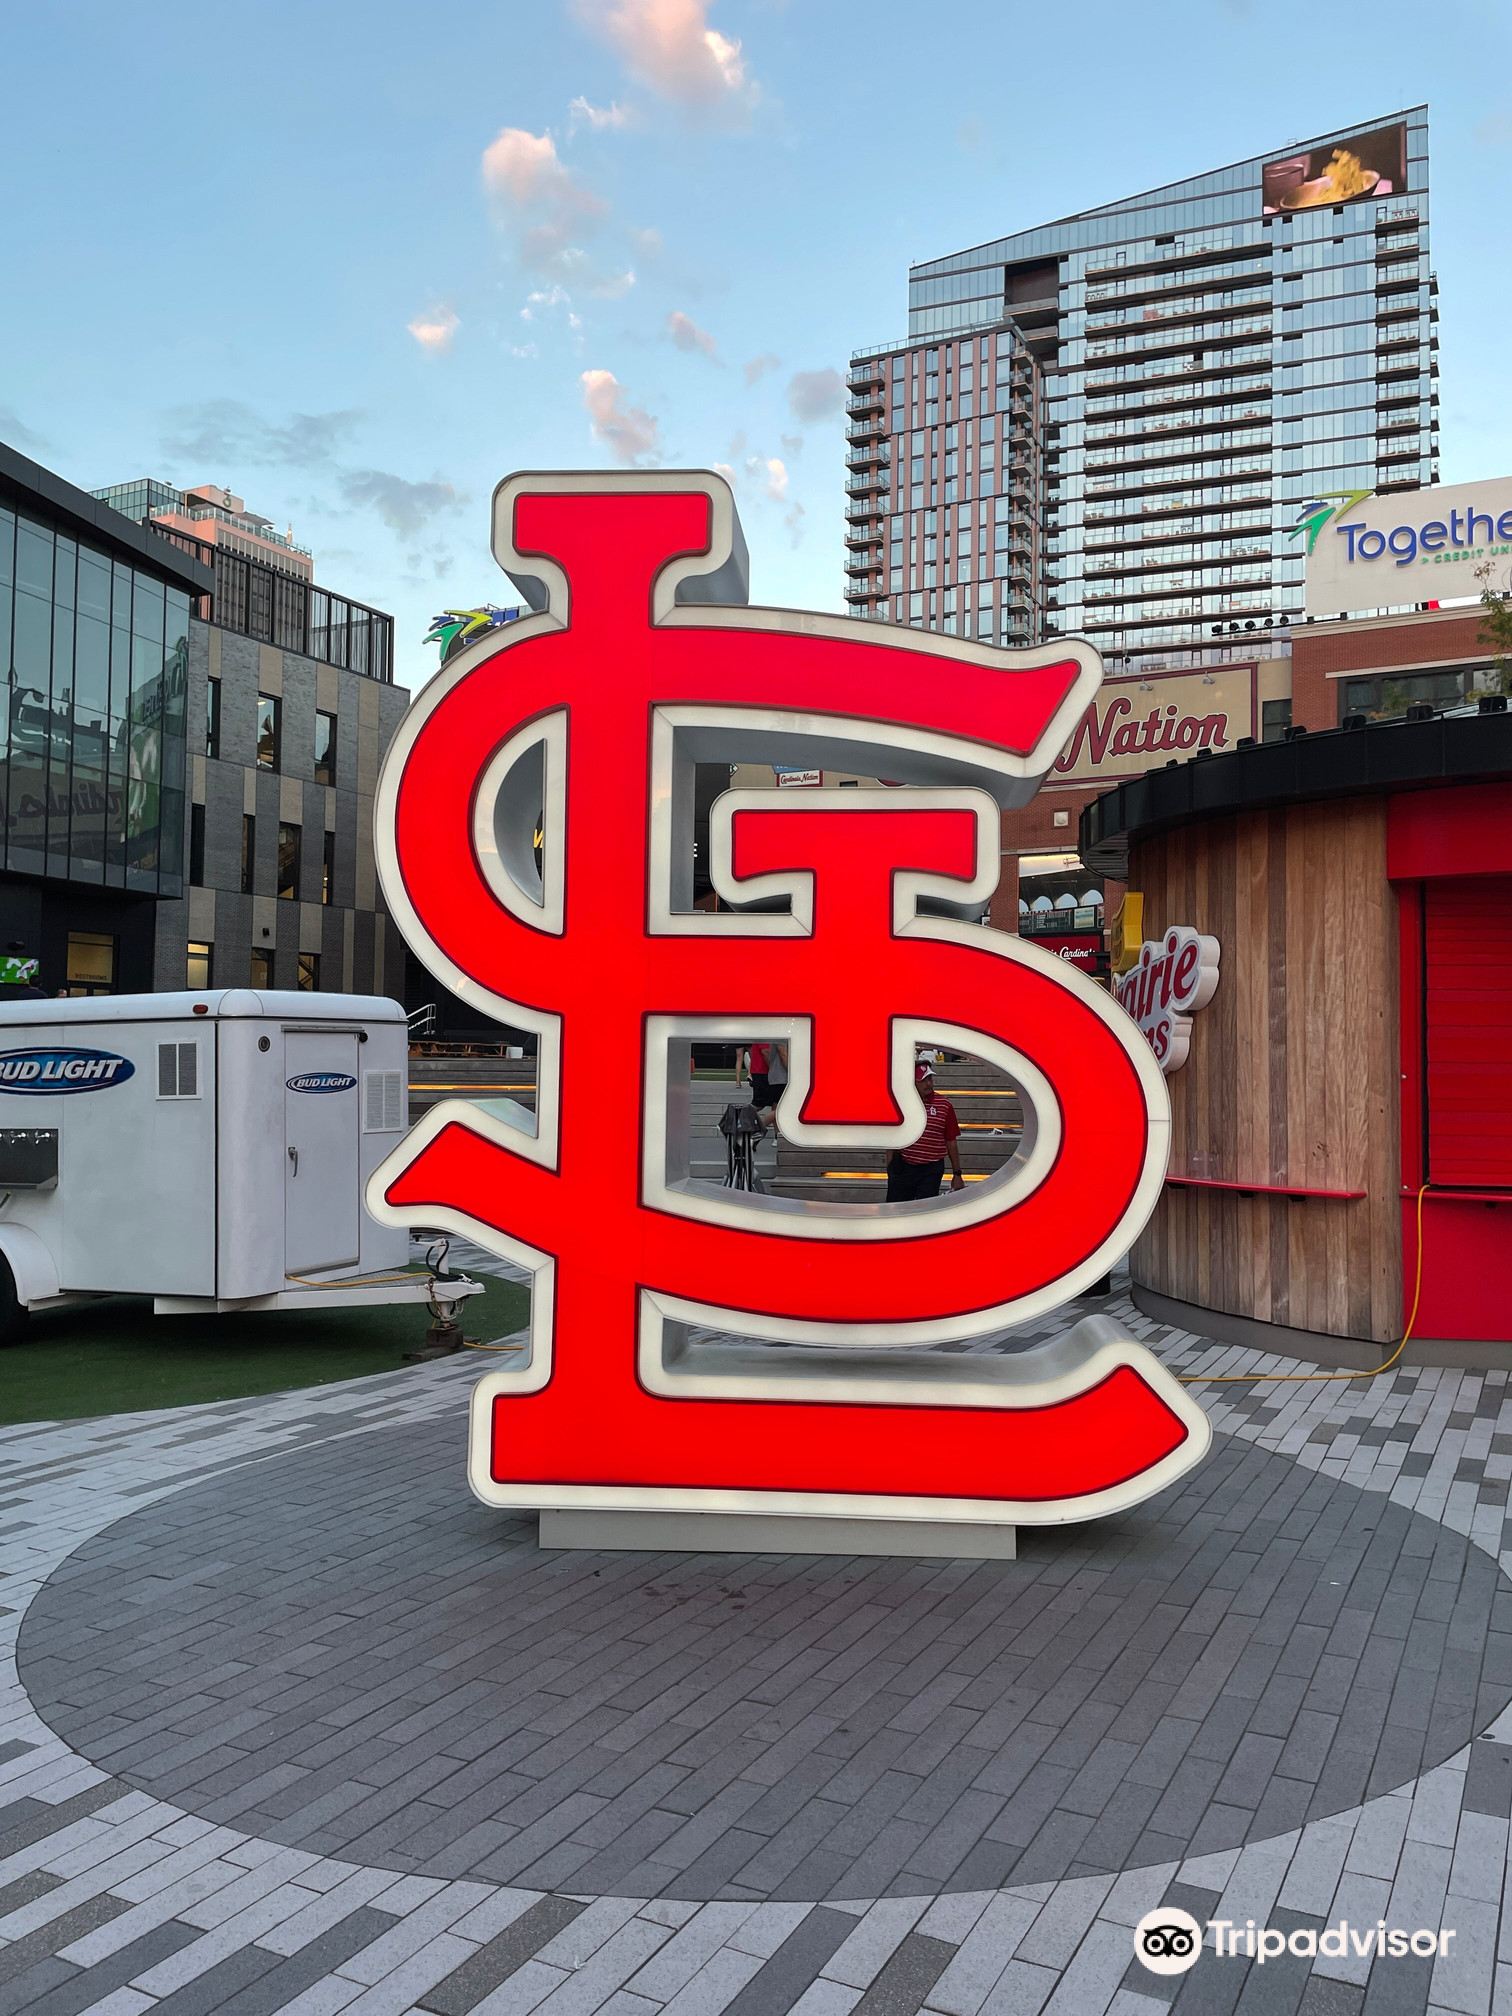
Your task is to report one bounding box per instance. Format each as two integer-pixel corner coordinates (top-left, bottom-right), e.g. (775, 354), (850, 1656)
(0, 990), (477, 1333)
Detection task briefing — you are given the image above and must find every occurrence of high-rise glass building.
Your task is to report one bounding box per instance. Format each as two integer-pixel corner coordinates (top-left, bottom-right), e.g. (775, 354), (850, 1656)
(845, 110), (1437, 671)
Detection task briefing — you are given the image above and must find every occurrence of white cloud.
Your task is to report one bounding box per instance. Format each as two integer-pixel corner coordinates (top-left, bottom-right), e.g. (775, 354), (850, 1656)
(712, 461), (736, 487)
(590, 268), (637, 298)
(581, 368), (660, 464)
(667, 309), (718, 361)
(630, 225), (664, 258)
(575, 0), (756, 112)
(521, 284), (573, 321)
(407, 305), (459, 354)
(787, 367), (845, 422)
(569, 95), (633, 131)
(481, 127), (570, 206)
(481, 126), (605, 276)
(743, 352), (780, 386)
(511, 341), (540, 359)
(745, 454), (788, 503)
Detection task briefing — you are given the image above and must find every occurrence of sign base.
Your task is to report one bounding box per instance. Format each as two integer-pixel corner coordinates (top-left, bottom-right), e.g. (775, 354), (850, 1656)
(537, 1507), (1017, 1560)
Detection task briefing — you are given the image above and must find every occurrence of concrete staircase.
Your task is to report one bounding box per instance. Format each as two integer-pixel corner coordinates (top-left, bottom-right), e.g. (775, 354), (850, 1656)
(772, 1058), (1024, 1203)
(406, 1059), (776, 1188)
(408, 1053), (538, 1118)
(406, 1055), (1022, 1203)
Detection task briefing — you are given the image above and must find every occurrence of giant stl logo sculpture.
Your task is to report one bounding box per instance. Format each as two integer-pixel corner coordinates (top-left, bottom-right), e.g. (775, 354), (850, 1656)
(370, 472), (1209, 1534)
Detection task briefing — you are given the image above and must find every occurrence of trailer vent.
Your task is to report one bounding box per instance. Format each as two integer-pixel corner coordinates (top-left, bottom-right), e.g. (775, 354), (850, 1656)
(364, 1069), (404, 1132)
(157, 1041), (200, 1100)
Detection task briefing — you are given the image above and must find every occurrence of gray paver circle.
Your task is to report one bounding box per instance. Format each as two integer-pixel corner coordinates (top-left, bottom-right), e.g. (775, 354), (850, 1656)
(18, 1419), (1512, 1903)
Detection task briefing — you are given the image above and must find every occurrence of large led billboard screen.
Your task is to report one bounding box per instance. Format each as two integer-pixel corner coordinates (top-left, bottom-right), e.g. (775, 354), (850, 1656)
(1262, 123), (1407, 214)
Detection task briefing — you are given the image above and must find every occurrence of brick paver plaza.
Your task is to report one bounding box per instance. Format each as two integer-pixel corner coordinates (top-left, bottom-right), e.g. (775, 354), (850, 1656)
(3, 1248), (1512, 2016)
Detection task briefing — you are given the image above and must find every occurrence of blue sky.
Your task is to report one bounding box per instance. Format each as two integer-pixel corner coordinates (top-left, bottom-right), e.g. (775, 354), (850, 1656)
(3, 0), (1509, 691)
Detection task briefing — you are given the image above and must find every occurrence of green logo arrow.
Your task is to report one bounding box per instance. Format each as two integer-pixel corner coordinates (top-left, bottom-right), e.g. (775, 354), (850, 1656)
(1288, 490), (1374, 556)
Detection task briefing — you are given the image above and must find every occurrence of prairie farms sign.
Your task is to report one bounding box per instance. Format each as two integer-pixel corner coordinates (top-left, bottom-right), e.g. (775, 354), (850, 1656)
(1050, 666), (1258, 786)
(1113, 927), (1221, 1073)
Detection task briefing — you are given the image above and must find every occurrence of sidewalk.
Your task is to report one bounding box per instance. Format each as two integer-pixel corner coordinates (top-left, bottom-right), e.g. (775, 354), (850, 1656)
(1, 1255), (1509, 2016)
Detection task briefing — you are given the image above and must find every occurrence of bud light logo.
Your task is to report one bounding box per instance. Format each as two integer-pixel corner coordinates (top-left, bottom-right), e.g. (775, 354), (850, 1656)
(0, 1047), (135, 1094)
(286, 1071), (357, 1095)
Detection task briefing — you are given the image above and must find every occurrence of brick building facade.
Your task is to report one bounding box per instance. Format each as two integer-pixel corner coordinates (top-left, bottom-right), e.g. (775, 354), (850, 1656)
(1292, 605), (1499, 731)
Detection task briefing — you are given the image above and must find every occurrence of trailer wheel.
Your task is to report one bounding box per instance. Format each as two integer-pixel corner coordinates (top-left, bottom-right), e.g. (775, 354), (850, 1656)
(0, 1256), (26, 1345)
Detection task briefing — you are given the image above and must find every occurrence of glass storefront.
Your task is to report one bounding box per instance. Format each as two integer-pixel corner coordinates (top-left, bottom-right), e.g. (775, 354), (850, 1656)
(0, 502), (188, 896)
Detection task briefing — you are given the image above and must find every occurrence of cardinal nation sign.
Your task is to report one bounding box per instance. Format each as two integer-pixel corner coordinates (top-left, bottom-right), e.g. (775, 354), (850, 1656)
(1050, 664), (1259, 786)
(368, 470), (1209, 1543)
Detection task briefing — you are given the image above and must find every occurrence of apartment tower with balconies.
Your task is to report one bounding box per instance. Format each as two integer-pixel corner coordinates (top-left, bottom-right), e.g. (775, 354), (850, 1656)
(846, 111), (1437, 672)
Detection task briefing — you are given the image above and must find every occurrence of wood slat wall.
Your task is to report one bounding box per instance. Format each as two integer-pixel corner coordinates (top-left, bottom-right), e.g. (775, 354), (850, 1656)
(1131, 800), (1401, 1343)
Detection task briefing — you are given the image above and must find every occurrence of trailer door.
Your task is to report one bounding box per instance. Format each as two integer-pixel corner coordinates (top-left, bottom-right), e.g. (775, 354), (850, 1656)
(284, 1031), (361, 1275)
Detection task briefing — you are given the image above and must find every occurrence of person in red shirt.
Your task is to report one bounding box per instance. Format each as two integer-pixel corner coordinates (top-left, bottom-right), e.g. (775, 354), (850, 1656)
(738, 1039), (787, 1130)
(886, 1056), (964, 1201)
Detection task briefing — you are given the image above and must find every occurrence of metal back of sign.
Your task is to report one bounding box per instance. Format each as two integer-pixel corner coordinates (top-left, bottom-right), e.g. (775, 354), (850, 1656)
(369, 471), (1209, 1531)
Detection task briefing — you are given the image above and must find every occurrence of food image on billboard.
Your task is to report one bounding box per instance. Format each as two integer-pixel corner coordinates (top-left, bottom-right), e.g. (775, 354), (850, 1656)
(1262, 122), (1407, 215)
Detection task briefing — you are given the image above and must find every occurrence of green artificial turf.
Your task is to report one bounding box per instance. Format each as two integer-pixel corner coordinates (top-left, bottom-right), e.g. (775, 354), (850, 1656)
(0, 1269), (530, 1426)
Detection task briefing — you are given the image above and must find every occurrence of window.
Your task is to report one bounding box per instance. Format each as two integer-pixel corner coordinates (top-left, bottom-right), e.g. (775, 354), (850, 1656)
(322, 829), (336, 906)
(297, 952), (319, 991)
(256, 694), (281, 770)
(1261, 698), (1292, 743)
(189, 803), (206, 885)
(250, 948), (274, 989)
(205, 679), (221, 758)
(241, 814), (256, 895)
(66, 931), (115, 997)
(314, 710), (337, 785)
(157, 1040), (200, 1099)
(277, 822), (301, 900)
(186, 941), (212, 989)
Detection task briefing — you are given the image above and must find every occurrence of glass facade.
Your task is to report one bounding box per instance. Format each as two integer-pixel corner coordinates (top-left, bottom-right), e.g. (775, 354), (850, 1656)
(0, 501), (188, 894)
(847, 110), (1438, 669)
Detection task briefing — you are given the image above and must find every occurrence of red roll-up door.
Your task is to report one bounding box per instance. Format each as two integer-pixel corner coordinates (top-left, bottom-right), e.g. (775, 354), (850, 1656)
(1425, 877), (1512, 1188)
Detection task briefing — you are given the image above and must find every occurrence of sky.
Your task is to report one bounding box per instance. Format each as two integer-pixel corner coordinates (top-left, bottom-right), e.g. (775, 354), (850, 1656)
(3, 0), (1510, 694)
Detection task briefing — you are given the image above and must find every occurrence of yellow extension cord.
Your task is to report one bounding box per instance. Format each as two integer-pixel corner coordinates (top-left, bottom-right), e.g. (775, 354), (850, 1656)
(1175, 1182), (1429, 1387)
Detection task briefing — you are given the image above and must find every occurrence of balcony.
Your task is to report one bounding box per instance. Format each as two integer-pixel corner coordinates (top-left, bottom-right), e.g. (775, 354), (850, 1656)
(846, 470), (889, 496)
(849, 440), (891, 469)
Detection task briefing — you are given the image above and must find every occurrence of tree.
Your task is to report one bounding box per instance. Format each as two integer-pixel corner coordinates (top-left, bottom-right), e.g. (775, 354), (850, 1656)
(1474, 560), (1512, 697)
